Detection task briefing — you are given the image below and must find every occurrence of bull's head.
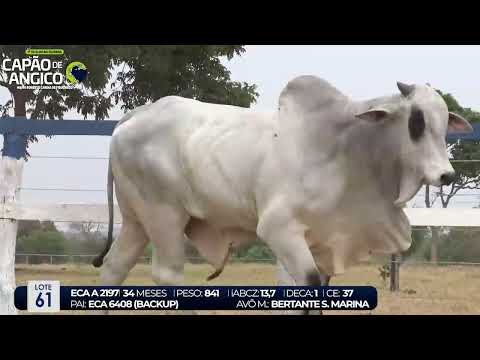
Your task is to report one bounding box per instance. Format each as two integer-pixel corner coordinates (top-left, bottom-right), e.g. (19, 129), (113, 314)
(355, 81), (473, 207)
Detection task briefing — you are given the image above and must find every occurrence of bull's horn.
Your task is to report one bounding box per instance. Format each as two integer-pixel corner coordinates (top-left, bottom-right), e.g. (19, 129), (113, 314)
(397, 81), (415, 97)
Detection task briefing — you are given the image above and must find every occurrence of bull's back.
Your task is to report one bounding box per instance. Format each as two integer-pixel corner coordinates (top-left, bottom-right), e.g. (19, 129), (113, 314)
(175, 99), (274, 228)
(111, 96), (273, 229)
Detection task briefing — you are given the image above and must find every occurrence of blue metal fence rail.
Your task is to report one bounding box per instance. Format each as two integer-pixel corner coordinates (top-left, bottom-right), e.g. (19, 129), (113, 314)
(0, 117), (118, 159)
(0, 117), (118, 136)
(2, 117), (479, 138)
(2, 117), (480, 160)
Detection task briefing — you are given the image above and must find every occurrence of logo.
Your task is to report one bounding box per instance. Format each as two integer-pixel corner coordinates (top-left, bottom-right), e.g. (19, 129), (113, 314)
(1, 48), (87, 90)
(66, 61), (87, 85)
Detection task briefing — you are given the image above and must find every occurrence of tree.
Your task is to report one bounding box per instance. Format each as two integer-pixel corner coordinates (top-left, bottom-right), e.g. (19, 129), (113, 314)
(232, 240), (276, 263)
(110, 46), (258, 110)
(17, 220), (58, 238)
(424, 90), (480, 263)
(68, 222), (103, 243)
(68, 221), (102, 239)
(0, 45), (258, 157)
(16, 230), (66, 255)
(65, 222), (106, 255)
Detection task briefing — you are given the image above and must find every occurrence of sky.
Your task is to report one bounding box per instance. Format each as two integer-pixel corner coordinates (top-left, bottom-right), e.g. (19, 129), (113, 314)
(2, 45), (480, 210)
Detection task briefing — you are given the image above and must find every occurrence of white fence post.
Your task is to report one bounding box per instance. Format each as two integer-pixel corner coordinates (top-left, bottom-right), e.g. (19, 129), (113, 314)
(0, 156), (24, 315)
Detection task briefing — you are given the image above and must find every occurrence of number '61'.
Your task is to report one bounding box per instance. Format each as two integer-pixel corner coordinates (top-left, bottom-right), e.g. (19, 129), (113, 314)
(36, 292), (52, 307)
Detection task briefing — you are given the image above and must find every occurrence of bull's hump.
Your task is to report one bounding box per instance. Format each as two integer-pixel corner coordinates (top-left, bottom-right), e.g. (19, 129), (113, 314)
(279, 75), (348, 111)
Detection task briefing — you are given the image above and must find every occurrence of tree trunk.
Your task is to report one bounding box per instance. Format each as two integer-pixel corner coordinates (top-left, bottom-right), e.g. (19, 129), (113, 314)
(12, 90), (27, 117)
(0, 90), (27, 314)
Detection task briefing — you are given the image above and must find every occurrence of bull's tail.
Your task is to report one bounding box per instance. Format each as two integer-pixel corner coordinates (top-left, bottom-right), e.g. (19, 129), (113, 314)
(206, 242), (233, 281)
(92, 157), (114, 268)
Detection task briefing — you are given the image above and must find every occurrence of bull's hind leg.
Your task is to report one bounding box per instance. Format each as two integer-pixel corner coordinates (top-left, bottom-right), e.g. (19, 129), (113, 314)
(141, 205), (189, 286)
(100, 220), (148, 285)
(140, 204), (197, 314)
(150, 244), (185, 286)
(94, 219), (148, 315)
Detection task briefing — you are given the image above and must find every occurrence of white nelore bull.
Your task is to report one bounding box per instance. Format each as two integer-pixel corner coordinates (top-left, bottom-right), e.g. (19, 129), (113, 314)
(92, 76), (472, 313)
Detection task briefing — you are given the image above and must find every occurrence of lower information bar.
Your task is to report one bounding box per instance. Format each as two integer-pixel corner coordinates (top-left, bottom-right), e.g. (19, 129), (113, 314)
(15, 282), (378, 312)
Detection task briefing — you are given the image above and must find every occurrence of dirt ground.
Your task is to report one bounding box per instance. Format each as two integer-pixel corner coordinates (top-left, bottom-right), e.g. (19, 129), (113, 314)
(15, 262), (480, 315)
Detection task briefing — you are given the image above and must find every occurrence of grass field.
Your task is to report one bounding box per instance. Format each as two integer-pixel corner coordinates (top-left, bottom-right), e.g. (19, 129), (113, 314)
(15, 262), (480, 315)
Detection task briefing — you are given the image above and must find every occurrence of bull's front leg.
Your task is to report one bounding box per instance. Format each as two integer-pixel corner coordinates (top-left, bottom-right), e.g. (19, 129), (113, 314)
(275, 261), (305, 315)
(275, 261), (328, 315)
(257, 208), (327, 315)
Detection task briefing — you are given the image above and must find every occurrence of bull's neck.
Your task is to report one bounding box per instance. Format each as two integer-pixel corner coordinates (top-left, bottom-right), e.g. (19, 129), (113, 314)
(274, 93), (403, 197)
(343, 96), (404, 199)
(304, 94), (402, 196)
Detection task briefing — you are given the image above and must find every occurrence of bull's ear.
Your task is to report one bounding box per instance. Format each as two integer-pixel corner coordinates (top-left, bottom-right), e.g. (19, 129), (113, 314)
(448, 112), (473, 133)
(355, 106), (393, 124)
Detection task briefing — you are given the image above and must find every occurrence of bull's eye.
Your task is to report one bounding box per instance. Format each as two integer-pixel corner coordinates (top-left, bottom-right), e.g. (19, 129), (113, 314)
(408, 106), (425, 142)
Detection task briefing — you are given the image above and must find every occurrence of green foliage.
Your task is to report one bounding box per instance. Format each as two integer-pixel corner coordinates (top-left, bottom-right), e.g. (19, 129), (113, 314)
(231, 240), (276, 263)
(64, 234), (106, 256)
(110, 45), (259, 110)
(181, 239), (276, 264)
(16, 230), (66, 254)
(378, 264), (390, 287)
(144, 243), (153, 258)
(17, 220), (58, 238)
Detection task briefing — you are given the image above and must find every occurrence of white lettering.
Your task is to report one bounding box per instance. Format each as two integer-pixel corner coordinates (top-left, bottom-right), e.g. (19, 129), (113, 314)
(11, 59), (22, 71)
(2, 59), (11, 71)
(40, 58), (50, 71)
(30, 57), (41, 71)
(53, 73), (64, 84)
(330, 300), (370, 309)
(22, 58), (31, 69)
(9, 72), (19, 85)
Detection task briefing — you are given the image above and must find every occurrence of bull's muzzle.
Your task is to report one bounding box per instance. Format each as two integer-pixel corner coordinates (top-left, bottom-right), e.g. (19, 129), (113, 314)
(440, 171), (456, 186)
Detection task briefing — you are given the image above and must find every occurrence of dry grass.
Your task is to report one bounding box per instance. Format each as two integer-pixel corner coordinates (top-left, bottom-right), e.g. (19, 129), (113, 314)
(15, 262), (480, 315)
